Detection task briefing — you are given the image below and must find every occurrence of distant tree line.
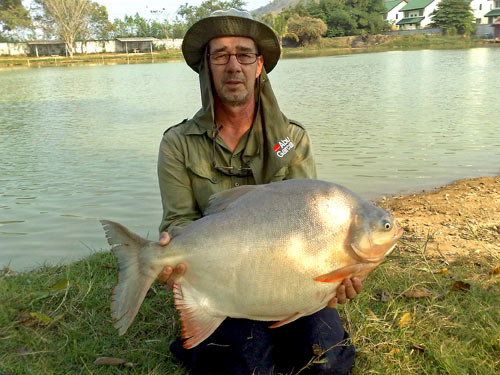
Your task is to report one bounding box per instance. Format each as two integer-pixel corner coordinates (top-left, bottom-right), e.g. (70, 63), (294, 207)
(0, 0), (477, 49)
(273, 0), (390, 40)
(0, 0), (247, 43)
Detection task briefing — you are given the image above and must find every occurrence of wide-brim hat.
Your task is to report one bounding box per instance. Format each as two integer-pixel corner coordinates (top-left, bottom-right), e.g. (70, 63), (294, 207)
(182, 8), (281, 74)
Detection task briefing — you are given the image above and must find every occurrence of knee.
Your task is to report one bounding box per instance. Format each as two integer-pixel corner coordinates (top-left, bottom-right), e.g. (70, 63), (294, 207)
(311, 343), (356, 375)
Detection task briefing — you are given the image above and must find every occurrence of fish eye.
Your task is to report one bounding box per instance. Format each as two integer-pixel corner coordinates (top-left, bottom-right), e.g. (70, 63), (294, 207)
(383, 221), (391, 231)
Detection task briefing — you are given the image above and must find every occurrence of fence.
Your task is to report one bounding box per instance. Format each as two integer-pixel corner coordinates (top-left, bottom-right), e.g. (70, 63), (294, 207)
(0, 38), (183, 57)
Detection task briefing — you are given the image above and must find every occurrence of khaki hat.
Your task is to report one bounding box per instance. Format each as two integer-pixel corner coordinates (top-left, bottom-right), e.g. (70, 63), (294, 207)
(182, 8), (281, 74)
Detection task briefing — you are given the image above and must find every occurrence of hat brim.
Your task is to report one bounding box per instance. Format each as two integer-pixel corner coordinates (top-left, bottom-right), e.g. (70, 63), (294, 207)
(182, 16), (281, 74)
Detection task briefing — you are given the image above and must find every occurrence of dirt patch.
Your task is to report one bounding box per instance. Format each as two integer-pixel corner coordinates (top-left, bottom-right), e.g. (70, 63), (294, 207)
(378, 176), (500, 261)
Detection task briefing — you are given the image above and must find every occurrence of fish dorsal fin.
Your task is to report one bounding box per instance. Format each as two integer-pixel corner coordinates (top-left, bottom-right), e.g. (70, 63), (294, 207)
(173, 283), (226, 349)
(204, 185), (261, 216)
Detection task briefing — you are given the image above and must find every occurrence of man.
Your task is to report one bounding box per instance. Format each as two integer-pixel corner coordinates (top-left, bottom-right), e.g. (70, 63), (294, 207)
(156, 9), (361, 375)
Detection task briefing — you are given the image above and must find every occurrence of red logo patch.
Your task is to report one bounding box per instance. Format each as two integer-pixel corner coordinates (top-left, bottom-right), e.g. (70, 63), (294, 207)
(273, 144), (281, 152)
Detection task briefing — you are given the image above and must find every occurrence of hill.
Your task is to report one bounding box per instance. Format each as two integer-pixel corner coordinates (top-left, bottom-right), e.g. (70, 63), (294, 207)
(251, 0), (302, 16)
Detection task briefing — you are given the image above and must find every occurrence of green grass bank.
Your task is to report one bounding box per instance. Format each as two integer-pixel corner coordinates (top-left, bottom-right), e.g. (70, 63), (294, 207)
(1, 34), (498, 68)
(1, 236), (498, 374)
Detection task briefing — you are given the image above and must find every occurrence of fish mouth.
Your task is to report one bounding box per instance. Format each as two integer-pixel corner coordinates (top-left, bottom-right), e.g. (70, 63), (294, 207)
(351, 225), (404, 263)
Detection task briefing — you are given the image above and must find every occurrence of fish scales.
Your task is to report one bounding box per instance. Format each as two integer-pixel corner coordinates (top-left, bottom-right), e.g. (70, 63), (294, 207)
(101, 179), (402, 349)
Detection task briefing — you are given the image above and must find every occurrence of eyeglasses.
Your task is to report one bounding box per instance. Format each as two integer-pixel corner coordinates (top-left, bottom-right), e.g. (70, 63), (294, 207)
(211, 127), (252, 177)
(208, 52), (259, 65)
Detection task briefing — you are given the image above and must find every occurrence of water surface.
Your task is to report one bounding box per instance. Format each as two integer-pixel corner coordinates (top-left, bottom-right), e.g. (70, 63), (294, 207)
(1, 48), (499, 270)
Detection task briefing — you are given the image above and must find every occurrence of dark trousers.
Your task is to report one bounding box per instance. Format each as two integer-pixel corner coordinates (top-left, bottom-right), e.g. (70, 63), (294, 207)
(170, 308), (355, 375)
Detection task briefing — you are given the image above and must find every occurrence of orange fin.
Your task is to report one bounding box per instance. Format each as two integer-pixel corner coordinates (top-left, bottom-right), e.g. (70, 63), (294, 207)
(268, 312), (302, 329)
(313, 264), (364, 283)
(173, 284), (226, 349)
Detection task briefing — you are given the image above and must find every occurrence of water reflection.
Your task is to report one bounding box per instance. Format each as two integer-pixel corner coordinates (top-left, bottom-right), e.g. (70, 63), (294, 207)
(1, 48), (499, 270)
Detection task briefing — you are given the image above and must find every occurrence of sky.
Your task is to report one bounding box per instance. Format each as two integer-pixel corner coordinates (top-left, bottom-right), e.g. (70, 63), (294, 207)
(94, 1), (272, 21)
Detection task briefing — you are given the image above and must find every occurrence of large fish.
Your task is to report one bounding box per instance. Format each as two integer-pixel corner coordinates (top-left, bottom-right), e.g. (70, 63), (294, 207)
(101, 179), (402, 349)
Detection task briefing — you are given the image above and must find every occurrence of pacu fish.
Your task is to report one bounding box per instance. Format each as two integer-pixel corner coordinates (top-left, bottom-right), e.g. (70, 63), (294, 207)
(101, 179), (402, 349)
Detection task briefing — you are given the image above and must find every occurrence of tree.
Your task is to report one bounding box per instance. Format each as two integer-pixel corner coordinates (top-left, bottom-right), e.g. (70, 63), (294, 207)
(177, 0), (246, 28)
(260, 12), (297, 47)
(287, 15), (327, 45)
(0, 0), (31, 41)
(288, 0), (389, 37)
(430, 0), (475, 35)
(86, 2), (113, 39)
(43, 0), (91, 56)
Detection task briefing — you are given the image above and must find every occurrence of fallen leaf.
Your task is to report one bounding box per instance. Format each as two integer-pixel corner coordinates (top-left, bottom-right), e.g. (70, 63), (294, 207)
(489, 265), (500, 276)
(403, 289), (435, 299)
(19, 312), (52, 327)
(94, 357), (135, 367)
(367, 309), (378, 320)
(398, 312), (412, 328)
(433, 268), (449, 275)
(312, 358), (328, 364)
(30, 312), (52, 325)
(312, 344), (323, 356)
(50, 279), (69, 290)
(449, 281), (470, 292)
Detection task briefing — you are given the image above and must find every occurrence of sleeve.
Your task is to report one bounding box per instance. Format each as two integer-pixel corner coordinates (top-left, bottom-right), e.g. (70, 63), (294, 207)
(285, 123), (317, 180)
(157, 130), (202, 237)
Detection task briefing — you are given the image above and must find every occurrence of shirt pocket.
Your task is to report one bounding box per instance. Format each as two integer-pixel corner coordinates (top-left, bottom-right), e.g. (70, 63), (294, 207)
(186, 161), (220, 212)
(269, 166), (289, 182)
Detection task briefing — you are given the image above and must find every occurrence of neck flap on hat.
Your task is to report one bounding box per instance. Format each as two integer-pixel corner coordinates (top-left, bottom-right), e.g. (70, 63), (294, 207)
(192, 52), (296, 184)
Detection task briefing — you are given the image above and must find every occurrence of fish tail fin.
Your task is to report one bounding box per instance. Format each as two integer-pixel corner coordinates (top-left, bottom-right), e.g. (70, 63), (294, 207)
(100, 220), (163, 335)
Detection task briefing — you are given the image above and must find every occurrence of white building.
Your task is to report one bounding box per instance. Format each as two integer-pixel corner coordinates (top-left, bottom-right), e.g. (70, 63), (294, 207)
(385, 0), (408, 29)
(483, 0), (500, 23)
(396, 0), (441, 30)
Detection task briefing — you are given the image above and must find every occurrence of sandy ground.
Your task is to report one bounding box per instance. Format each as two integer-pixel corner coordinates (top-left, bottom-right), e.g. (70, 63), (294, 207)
(378, 176), (500, 261)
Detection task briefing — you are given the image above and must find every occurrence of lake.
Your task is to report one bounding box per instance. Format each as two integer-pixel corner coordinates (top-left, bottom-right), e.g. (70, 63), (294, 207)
(1, 48), (499, 270)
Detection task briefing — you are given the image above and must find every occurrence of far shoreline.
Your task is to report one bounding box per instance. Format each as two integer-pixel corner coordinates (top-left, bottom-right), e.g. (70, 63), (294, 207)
(1, 34), (499, 68)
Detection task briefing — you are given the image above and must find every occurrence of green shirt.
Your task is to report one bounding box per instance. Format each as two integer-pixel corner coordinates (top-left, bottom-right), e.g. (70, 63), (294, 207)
(158, 118), (317, 236)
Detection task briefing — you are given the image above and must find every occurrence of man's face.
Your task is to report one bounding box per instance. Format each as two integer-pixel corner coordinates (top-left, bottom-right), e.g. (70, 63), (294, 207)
(208, 36), (264, 107)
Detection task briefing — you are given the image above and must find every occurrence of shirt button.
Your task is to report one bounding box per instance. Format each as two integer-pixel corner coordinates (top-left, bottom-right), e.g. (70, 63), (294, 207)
(234, 182), (240, 187)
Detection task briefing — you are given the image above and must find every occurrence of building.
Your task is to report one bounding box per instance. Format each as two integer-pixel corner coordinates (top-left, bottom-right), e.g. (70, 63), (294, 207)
(115, 38), (157, 54)
(495, 17), (500, 37)
(484, 0), (500, 23)
(471, 0), (500, 24)
(385, 0), (408, 29)
(397, 0), (441, 30)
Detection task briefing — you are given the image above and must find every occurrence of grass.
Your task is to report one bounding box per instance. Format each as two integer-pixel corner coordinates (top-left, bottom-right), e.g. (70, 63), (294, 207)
(0, 50), (184, 68)
(1, 238), (498, 374)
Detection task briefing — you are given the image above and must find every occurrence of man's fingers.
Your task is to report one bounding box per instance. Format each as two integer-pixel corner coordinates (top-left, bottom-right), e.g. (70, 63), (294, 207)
(328, 297), (338, 309)
(336, 284), (347, 305)
(343, 278), (358, 300)
(167, 263), (187, 288)
(352, 277), (362, 294)
(158, 266), (173, 284)
(159, 232), (171, 247)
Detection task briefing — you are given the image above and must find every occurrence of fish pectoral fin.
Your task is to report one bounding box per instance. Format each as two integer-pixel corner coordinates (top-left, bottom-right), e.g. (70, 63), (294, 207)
(268, 312), (303, 328)
(313, 264), (365, 283)
(173, 283), (226, 349)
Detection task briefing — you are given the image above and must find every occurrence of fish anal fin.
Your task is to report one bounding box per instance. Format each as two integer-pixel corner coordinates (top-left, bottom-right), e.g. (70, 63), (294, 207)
(173, 284), (226, 349)
(269, 312), (303, 328)
(313, 263), (365, 283)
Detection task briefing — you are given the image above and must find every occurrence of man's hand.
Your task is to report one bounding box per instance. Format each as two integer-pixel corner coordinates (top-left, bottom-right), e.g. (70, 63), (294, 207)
(328, 277), (362, 308)
(157, 232), (186, 288)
